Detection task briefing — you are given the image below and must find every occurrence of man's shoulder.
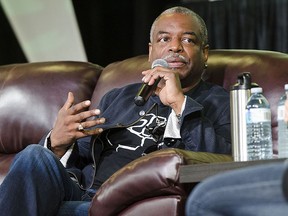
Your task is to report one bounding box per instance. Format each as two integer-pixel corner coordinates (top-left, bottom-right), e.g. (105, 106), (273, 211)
(100, 83), (143, 106)
(111, 83), (142, 93)
(103, 83), (142, 98)
(201, 81), (228, 94)
(189, 80), (229, 98)
(192, 81), (230, 107)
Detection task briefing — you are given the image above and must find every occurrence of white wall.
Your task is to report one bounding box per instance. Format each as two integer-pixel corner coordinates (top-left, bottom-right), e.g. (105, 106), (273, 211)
(0, 0), (87, 62)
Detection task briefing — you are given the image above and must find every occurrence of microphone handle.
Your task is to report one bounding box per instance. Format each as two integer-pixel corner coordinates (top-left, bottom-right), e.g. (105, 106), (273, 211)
(134, 78), (161, 106)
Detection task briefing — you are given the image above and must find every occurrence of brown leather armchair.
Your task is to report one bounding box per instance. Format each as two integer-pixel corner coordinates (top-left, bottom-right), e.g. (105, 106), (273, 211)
(89, 49), (288, 215)
(0, 50), (288, 216)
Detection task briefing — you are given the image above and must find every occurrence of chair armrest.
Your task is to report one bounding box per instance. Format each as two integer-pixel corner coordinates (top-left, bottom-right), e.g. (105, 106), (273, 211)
(89, 148), (232, 216)
(179, 150), (232, 165)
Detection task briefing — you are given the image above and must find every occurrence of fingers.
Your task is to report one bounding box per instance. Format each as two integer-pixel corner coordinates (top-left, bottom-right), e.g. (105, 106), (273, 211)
(63, 92), (75, 110)
(61, 92), (104, 133)
(74, 109), (101, 124)
(76, 118), (105, 136)
(142, 67), (176, 85)
(70, 100), (91, 115)
(82, 127), (104, 136)
(64, 92), (104, 129)
(77, 117), (105, 130)
(142, 67), (163, 85)
(63, 92), (92, 115)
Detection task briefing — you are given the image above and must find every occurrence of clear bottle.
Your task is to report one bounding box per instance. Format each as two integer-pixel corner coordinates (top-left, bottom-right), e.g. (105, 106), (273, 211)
(277, 84), (288, 158)
(246, 87), (273, 160)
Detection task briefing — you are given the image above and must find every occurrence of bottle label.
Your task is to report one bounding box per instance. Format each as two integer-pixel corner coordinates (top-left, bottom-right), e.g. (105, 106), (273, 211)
(278, 105), (285, 120)
(246, 108), (271, 123)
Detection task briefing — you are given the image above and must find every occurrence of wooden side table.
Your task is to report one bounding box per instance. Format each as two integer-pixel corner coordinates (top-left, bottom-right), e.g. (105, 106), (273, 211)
(180, 158), (287, 183)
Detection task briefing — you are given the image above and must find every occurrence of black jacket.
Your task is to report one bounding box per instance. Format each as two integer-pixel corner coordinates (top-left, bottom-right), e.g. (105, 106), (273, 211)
(40, 80), (231, 189)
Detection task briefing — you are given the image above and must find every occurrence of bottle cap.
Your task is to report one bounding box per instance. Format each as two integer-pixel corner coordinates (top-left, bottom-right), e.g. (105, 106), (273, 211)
(231, 72), (251, 90)
(251, 87), (263, 94)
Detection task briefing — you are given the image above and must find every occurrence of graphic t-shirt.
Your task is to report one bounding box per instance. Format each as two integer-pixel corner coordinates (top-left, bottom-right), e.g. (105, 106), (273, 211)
(93, 103), (170, 189)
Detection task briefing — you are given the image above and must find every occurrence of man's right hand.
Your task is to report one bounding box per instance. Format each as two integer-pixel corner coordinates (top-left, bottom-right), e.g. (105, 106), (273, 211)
(50, 92), (105, 158)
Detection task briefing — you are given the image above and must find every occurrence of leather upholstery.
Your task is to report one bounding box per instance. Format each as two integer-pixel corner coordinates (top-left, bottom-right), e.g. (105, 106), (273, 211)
(0, 49), (287, 215)
(89, 148), (232, 216)
(90, 149), (188, 216)
(0, 61), (102, 183)
(205, 50), (288, 152)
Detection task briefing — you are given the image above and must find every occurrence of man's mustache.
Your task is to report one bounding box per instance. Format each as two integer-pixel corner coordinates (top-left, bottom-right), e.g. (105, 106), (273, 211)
(163, 53), (188, 63)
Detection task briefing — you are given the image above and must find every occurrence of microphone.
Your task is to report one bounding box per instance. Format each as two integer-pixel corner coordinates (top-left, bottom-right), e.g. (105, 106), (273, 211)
(134, 59), (169, 106)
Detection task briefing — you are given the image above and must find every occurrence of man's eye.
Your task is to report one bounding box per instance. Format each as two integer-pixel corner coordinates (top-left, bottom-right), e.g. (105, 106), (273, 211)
(182, 38), (195, 44)
(159, 37), (169, 42)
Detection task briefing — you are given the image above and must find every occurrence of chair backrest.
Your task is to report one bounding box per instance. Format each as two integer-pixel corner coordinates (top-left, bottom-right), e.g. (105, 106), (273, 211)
(90, 49), (288, 153)
(0, 61), (102, 153)
(206, 49), (288, 153)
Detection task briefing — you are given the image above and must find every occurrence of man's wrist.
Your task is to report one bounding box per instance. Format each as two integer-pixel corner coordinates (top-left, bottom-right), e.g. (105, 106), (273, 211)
(172, 96), (186, 117)
(170, 95), (185, 115)
(46, 136), (70, 158)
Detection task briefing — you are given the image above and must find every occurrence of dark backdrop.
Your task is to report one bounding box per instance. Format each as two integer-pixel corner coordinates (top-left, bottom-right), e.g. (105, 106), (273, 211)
(0, 0), (287, 66)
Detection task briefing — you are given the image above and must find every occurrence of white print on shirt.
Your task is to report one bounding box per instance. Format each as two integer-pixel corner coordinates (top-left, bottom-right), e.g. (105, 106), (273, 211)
(111, 113), (167, 152)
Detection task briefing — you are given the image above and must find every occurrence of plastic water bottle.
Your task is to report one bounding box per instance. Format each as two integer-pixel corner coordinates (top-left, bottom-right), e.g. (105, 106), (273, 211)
(277, 84), (288, 158)
(246, 87), (273, 160)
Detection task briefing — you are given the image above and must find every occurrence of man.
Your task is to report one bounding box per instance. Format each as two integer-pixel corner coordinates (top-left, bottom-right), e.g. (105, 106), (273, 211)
(185, 100), (288, 216)
(0, 6), (231, 215)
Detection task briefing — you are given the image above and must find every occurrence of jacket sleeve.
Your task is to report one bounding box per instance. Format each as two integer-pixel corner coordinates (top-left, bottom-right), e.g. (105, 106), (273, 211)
(180, 93), (231, 154)
(38, 130), (93, 169)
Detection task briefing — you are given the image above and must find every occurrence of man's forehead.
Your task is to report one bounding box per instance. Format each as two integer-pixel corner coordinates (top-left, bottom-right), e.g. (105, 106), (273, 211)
(153, 13), (199, 36)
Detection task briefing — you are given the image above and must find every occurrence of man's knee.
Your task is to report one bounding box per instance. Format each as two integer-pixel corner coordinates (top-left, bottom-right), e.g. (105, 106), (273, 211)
(15, 144), (53, 163)
(21, 144), (46, 156)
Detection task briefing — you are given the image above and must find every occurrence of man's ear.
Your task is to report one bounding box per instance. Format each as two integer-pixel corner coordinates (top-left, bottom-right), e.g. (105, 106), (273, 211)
(203, 44), (209, 62)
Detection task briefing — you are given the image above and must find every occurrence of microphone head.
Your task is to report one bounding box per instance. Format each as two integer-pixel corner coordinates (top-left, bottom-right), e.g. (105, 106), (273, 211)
(151, 59), (169, 69)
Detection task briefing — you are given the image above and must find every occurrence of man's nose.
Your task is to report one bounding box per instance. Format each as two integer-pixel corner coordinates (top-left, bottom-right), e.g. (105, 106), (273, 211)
(169, 39), (183, 53)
